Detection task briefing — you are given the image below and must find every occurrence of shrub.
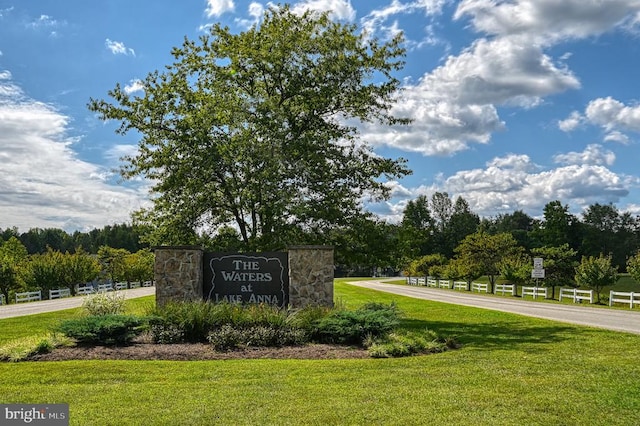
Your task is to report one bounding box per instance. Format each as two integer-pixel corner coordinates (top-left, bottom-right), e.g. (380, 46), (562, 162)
(207, 325), (307, 350)
(311, 302), (401, 345)
(82, 291), (126, 316)
(366, 329), (458, 358)
(58, 314), (146, 345)
(148, 301), (296, 343)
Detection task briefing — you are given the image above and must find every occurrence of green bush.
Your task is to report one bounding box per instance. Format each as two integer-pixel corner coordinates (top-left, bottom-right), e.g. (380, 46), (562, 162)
(366, 329), (458, 358)
(58, 315), (146, 345)
(82, 292), (126, 316)
(207, 325), (307, 350)
(311, 302), (401, 345)
(148, 301), (295, 343)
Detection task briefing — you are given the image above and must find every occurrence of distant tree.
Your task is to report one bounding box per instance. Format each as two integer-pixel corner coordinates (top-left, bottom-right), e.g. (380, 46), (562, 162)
(533, 201), (581, 251)
(122, 249), (155, 285)
(97, 246), (130, 283)
(491, 210), (535, 250)
(23, 248), (65, 296)
(89, 6), (410, 250)
(399, 195), (434, 259)
(498, 253), (531, 287)
(626, 251), (640, 285)
(575, 254), (618, 303)
(0, 237), (29, 303)
(404, 253), (447, 278)
(445, 196), (479, 256)
(453, 231), (522, 293)
(61, 248), (101, 295)
(531, 244), (578, 299)
(447, 257), (483, 290)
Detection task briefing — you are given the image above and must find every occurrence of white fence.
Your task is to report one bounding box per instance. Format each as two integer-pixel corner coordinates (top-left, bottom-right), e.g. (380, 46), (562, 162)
(453, 281), (467, 291)
(115, 282), (128, 290)
(49, 288), (71, 299)
(522, 286), (548, 299)
(427, 278), (438, 287)
(0, 294), (5, 305)
(142, 281), (154, 287)
(471, 282), (489, 293)
(609, 291), (640, 308)
(98, 283), (114, 292)
(76, 285), (95, 295)
(438, 279), (451, 289)
(560, 288), (594, 304)
(15, 290), (42, 303)
(495, 284), (516, 296)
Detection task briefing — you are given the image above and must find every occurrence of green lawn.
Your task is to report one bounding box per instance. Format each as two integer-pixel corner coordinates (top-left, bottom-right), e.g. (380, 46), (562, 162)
(1, 279), (640, 425)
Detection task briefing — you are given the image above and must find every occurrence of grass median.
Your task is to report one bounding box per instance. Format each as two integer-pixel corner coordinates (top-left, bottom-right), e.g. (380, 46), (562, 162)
(1, 278), (639, 425)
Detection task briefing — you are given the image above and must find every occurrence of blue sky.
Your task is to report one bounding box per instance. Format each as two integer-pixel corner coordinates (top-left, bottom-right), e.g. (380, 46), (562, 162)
(1, 0), (640, 232)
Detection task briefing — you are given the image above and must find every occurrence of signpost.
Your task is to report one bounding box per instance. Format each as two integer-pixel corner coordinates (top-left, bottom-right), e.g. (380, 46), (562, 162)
(532, 257), (545, 281)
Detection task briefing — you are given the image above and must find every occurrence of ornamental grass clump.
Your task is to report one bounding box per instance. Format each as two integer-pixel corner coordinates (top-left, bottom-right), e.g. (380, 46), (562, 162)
(82, 291), (126, 316)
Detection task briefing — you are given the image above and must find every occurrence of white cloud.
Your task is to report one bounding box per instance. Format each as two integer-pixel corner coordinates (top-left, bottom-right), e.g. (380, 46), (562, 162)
(585, 97), (640, 133)
(105, 39), (135, 56)
(291, 0), (356, 21)
(553, 144), (616, 166)
(370, 151), (637, 222)
(235, 2), (264, 28)
(0, 72), (149, 232)
(558, 111), (583, 132)
(604, 131), (631, 145)
(124, 79), (145, 94)
(455, 0), (640, 44)
(562, 97), (640, 143)
(205, 0), (235, 18)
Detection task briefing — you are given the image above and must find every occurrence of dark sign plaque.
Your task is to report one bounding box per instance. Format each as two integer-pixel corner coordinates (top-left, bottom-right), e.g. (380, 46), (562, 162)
(203, 252), (289, 307)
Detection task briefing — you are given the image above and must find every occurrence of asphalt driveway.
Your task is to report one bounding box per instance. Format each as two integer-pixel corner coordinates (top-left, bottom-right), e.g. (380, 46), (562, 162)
(347, 279), (640, 335)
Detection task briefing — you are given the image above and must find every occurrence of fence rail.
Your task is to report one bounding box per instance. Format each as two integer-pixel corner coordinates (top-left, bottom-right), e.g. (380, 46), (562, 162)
(15, 290), (41, 303)
(522, 286), (548, 299)
(453, 281), (467, 291)
(609, 291), (640, 308)
(49, 288), (71, 299)
(495, 284), (516, 296)
(560, 288), (594, 304)
(471, 282), (489, 293)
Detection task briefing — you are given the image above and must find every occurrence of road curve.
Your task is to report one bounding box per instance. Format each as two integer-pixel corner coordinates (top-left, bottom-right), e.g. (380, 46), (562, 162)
(0, 287), (155, 319)
(347, 280), (640, 335)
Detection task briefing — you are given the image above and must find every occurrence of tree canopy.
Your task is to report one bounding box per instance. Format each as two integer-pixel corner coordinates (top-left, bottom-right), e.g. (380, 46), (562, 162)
(89, 6), (411, 250)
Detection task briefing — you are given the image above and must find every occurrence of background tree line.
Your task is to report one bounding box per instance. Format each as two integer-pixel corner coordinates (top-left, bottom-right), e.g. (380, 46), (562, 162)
(0, 237), (154, 303)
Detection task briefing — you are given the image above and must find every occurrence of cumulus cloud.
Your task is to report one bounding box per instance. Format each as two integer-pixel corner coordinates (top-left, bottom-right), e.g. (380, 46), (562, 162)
(105, 39), (135, 56)
(206, 0), (235, 18)
(235, 2), (264, 28)
(124, 79), (145, 94)
(454, 0), (640, 44)
(560, 97), (640, 143)
(553, 144), (616, 166)
(291, 0), (356, 21)
(0, 71), (149, 231)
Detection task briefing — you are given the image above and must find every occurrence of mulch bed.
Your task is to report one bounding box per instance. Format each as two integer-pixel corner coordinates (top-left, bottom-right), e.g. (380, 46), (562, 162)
(30, 335), (371, 361)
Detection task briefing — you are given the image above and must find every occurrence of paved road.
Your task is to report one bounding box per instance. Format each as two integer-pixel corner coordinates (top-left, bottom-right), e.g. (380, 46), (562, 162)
(347, 280), (640, 335)
(0, 287), (156, 319)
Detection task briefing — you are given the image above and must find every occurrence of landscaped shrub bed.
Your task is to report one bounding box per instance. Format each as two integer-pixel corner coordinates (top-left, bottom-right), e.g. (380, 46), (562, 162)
(16, 299), (458, 359)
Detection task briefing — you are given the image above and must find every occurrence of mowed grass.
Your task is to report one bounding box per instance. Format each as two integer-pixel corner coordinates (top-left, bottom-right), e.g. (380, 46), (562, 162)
(1, 280), (640, 425)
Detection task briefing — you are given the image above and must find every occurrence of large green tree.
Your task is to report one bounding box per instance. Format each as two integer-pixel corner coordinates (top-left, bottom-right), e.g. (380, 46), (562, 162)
(89, 6), (410, 250)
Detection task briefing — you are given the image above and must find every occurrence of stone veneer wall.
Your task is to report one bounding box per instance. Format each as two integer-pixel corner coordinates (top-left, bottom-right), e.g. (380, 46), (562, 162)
(288, 246), (334, 308)
(154, 245), (333, 308)
(154, 246), (203, 307)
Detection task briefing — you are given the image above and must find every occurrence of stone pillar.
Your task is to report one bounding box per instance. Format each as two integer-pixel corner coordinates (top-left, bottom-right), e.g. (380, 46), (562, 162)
(288, 246), (334, 308)
(153, 246), (203, 307)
